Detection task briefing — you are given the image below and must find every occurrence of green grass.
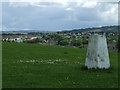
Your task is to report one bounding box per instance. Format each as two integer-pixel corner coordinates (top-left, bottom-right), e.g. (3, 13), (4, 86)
(2, 42), (118, 88)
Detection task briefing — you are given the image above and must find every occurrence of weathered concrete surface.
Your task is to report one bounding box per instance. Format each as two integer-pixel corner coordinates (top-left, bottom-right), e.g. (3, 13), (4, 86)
(85, 34), (110, 69)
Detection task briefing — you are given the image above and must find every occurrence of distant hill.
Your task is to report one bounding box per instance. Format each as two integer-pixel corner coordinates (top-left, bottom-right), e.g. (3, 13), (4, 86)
(2, 25), (118, 34)
(2, 30), (55, 33)
(60, 26), (118, 33)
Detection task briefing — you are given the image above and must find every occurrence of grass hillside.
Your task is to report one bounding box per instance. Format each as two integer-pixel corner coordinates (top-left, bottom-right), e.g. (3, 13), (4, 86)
(2, 42), (118, 88)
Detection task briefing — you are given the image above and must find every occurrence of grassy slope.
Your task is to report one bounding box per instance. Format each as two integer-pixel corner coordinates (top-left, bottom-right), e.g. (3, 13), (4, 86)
(2, 42), (118, 88)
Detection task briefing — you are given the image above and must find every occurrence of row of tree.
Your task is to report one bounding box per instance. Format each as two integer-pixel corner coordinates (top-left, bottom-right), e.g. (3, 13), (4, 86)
(24, 34), (89, 48)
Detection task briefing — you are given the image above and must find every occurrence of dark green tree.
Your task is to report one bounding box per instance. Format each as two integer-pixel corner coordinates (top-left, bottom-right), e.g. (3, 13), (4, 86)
(59, 39), (69, 46)
(116, 37), (120, 52)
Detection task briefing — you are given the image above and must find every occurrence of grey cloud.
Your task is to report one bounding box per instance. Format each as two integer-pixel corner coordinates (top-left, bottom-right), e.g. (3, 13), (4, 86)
(2, 2), (118, 31)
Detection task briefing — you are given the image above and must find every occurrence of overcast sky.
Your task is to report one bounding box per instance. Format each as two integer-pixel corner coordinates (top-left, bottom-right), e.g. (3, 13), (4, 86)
(2, 0), (118, 31)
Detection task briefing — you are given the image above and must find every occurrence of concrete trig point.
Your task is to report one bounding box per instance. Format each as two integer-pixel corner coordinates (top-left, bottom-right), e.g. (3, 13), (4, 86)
(85, 34), (110, 69)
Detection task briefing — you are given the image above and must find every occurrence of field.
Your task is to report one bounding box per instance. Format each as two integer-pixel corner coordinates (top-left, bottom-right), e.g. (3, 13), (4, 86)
(2, 42), (118, 88)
